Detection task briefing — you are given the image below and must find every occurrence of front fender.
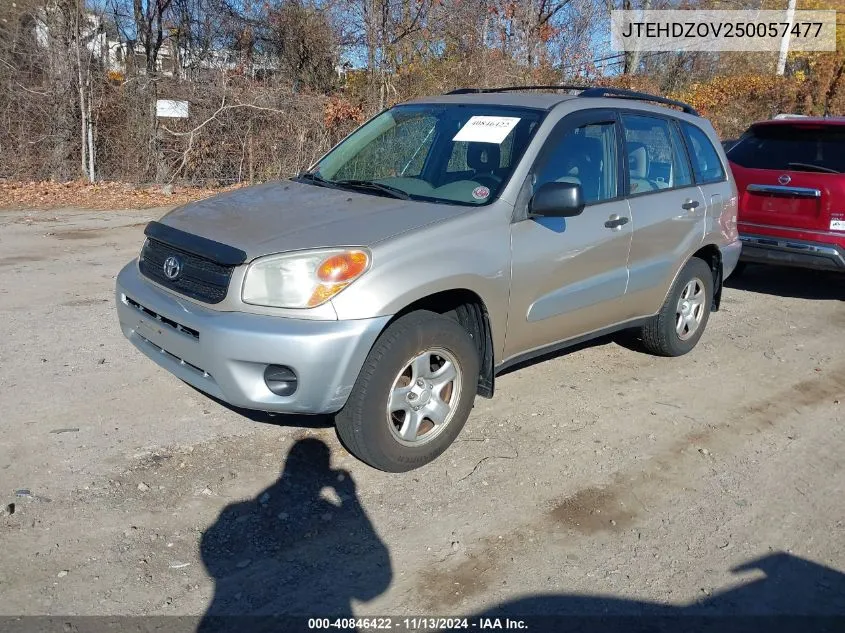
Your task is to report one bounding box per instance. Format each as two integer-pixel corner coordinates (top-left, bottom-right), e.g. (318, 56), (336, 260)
(330, 210), (512, 360)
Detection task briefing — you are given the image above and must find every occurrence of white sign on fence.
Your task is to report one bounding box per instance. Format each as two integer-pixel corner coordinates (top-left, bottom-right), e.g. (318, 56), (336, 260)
(156, 99), (189, 118)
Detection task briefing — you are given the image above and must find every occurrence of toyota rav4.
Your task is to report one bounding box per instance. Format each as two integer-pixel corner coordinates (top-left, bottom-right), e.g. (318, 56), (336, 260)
(115, 86), (741, 472)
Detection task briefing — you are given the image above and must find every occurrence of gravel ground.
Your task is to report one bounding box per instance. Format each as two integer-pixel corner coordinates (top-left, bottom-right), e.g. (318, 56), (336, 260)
(0, 208), (843, 624)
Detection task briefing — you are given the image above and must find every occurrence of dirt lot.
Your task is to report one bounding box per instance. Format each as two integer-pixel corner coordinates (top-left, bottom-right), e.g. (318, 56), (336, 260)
(1, 208), (844, 625)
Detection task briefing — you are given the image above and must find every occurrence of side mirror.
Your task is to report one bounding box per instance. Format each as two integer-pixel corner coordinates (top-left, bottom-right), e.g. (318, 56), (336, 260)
(529, 182), (585, 218)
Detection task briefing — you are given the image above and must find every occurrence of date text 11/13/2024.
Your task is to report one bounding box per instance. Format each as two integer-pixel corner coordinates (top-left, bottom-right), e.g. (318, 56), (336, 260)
(307, 617), (528, 630)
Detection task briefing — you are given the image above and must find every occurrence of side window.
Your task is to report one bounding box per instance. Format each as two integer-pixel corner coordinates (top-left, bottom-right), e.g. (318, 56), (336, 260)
(681, 122), (726, 184)
(533, 121), (618, 204)
(621, 114), (692, 195)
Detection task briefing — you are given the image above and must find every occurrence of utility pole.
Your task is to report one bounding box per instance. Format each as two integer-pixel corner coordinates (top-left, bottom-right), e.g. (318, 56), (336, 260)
(776, 0), (797, 76)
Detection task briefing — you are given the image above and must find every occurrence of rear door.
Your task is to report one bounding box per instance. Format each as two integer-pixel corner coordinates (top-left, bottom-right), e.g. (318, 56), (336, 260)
(679, 119), (735, 243)
(727, 123), (845, 235)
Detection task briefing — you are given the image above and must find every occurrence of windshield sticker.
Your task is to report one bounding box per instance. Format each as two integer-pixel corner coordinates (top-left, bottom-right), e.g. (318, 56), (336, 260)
(453, 116), (521, 144)
(472, 186), (490, 200)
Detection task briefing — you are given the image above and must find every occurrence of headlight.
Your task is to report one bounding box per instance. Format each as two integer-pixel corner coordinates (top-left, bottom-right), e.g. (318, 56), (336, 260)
(241, 248), (370, 308)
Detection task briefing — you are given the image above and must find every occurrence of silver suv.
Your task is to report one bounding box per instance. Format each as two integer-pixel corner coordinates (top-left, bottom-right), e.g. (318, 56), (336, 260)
(116, 86), (741, 472)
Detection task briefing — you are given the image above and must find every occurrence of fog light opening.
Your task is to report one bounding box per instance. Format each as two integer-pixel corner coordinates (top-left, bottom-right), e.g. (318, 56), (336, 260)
(264, 365), (298, 397)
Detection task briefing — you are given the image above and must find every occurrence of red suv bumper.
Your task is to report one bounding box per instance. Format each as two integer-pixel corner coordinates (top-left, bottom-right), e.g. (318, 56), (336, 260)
(739, 225), (845, 272)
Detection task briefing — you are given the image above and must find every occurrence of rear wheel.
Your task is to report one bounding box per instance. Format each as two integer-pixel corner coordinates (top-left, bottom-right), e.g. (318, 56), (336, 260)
(640, 257), (714, 357)
(335, 310), (479, 472)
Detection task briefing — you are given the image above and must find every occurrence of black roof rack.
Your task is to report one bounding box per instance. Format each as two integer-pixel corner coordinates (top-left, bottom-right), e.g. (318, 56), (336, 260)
(444, 85), (699, 116)
(446, 85), (589, 95)
(580, 87), (699, 115)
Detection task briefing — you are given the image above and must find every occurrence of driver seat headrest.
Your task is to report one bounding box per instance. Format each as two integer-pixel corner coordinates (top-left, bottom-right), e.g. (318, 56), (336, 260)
(466, 143), (501, 172)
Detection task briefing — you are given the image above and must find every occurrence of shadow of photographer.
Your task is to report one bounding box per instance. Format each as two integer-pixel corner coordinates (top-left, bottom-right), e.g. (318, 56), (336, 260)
(197, 437), (391, 632)
(194, 439), (845, 633)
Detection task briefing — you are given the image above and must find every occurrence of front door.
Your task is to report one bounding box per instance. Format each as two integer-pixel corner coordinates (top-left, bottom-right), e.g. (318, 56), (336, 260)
(621, 113), (707, 317)
(505, 109), (633, 361)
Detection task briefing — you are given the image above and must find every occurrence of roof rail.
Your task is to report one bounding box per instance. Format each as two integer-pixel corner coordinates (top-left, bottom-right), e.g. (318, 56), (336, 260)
(445, 85), (590, 95)
(444, 85), (699, 116)
(579, 87), (699, 115)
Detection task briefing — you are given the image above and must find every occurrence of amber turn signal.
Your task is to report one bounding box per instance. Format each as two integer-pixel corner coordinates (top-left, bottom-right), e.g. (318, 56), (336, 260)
(316, 250), (369, 283)
(307, 250), (370, 307)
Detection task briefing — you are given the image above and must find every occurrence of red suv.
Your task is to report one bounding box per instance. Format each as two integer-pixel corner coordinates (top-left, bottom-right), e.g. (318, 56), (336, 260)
(727, 117), (845, 272)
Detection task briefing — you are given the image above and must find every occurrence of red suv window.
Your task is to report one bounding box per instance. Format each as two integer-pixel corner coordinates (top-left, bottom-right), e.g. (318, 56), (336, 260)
(728, 125), (845, 174)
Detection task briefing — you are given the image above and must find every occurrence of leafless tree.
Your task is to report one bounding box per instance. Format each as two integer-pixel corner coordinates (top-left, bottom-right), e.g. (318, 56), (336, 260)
(0, 0), (842, 186)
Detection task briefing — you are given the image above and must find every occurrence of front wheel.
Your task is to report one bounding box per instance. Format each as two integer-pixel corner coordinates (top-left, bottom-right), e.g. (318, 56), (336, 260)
(335, 310), (479, 472)
(640, 257), (714, 357)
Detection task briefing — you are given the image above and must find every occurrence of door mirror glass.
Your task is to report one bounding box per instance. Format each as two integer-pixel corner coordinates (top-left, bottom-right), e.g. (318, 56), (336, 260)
(529, 181), (585, 217)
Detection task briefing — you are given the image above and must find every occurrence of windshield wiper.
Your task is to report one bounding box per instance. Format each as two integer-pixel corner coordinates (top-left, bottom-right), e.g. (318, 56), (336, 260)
(296, 173), (413, 200)
(786, 162), (841, 174)
(294, 172), (347, 190)
(334, 179), (413, 201)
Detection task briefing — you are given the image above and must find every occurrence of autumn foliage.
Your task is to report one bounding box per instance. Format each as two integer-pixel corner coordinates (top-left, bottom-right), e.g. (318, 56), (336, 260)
(0, 0), (843, 197)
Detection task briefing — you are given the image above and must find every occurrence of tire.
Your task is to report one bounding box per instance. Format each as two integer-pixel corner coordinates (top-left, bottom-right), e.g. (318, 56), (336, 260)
(640, 257), (714, 357)
(334, 310), (480, 472)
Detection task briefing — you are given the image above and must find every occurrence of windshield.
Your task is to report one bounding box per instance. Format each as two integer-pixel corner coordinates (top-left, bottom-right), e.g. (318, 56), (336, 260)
(302, 104), (545, 205)
(728, 124), (845, 173)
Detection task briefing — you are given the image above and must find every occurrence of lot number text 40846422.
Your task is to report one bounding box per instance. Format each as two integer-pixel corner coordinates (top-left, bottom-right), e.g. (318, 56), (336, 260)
(306, 617), (529, 630)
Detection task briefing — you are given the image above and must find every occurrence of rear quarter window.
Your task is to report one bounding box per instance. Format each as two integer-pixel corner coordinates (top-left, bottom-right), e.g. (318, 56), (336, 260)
(681, 122), (726, 184)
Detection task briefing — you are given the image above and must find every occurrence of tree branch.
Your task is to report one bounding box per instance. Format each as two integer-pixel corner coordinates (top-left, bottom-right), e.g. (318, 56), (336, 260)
(160, 98), (295, 182)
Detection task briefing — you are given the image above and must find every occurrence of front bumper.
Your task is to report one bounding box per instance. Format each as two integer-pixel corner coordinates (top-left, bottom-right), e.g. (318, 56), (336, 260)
(115, 262), (389, 414)
(739, 234), (845, 272)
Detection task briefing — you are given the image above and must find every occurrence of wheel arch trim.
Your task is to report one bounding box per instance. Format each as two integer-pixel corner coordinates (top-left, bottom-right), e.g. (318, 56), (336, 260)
(378, 288), (496, 399)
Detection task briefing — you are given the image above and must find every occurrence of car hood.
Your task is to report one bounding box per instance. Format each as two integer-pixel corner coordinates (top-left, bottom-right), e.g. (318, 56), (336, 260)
(159, 180), (471, 260)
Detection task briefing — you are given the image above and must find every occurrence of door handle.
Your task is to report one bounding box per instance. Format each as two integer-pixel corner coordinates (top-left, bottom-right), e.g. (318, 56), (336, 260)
(681, 199), (700, 211)
(604, 215), (630, 229)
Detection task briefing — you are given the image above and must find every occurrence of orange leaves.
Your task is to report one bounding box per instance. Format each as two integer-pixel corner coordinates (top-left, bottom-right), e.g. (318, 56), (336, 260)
(0, 180), (242, 210)
(668, 74), (802, 116)
(589, 73), (825, 138)
(667, 74), (808, 136)
(323, 97), (365, 130)
(538, 23), (557, 43)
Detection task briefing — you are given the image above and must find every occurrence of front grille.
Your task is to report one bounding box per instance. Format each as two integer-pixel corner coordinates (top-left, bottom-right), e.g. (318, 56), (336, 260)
(139, 238), (234, 304)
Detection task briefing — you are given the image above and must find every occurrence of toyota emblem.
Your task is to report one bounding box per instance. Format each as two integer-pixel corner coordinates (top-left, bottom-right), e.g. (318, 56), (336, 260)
(162, 255), (182, 280)
(778, 174), (792, 185)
